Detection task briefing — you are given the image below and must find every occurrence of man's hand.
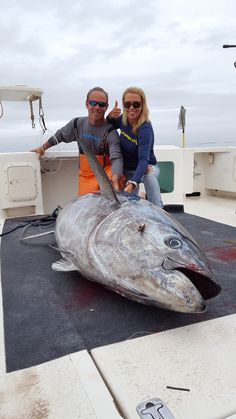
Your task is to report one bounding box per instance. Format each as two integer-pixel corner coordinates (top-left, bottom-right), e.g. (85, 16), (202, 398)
(108, 100), (121, 119)
(31, 141), (50, 157)
(112, 174), (126, 190)
(31, 145), (45, 157)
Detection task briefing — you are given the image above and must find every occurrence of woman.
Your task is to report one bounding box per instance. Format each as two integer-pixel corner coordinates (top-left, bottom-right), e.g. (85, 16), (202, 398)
(107, 86), (163, 207)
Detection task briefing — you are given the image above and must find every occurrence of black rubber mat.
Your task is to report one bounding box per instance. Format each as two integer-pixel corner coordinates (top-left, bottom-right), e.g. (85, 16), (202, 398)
(1, 210), (236, 372)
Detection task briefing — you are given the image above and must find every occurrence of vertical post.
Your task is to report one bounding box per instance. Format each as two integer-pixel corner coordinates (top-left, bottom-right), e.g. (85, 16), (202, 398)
(182, 130), (185, 148)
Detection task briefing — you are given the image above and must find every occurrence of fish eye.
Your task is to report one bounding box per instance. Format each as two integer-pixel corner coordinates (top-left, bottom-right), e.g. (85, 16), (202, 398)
(165, 237), (182, 249)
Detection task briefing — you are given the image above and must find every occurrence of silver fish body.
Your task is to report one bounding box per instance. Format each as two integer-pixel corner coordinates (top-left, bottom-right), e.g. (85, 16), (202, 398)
(53, 192), (221, 313)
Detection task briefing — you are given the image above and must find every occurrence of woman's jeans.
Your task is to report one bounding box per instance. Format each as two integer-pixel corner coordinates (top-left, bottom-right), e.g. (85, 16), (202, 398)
(124, 164), (163, 208)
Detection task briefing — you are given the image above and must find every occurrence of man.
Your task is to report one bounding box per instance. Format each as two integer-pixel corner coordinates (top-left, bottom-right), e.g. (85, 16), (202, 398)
(31, 87), (123, 194)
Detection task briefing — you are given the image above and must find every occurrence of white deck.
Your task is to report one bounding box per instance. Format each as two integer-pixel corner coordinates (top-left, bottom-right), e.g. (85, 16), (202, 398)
(1, 315), (236, 419)
(0, 351), (122, 419)
(92, 314), (236, 419)
(184, 195), (236, 228)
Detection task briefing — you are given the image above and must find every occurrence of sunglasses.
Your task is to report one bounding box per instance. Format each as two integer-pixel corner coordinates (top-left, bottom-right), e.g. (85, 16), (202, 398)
(88, 100), (107, 108)
(124, 101), (142, 109)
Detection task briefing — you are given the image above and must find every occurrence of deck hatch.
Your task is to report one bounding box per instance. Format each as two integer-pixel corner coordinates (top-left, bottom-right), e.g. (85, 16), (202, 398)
(5, 164), (38, 201)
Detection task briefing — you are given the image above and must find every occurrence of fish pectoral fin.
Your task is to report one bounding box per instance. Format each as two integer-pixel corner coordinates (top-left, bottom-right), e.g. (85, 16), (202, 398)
(52, 258), (78, 272)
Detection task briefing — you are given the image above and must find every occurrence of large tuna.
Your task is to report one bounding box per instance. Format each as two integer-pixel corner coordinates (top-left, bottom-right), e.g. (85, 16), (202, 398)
(52, 139), (221, 313)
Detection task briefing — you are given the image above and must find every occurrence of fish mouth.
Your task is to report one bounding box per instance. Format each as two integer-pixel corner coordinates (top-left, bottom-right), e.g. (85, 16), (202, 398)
(176, 267), (221, 300)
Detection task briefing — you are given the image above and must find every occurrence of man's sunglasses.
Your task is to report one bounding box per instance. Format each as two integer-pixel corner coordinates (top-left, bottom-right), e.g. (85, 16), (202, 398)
(88, 100), (107, 108)
(124, 101), (142, 109)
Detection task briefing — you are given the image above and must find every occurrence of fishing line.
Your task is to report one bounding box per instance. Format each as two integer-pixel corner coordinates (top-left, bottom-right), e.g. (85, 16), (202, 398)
(0, 215), (56, 238)
(40, 129), (62, 175)
(125, 331), (154, 340)
(19, 220), (55, 243)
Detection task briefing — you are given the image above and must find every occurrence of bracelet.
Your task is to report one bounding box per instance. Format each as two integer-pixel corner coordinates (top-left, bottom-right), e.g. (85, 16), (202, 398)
(126, 180), (138, 189)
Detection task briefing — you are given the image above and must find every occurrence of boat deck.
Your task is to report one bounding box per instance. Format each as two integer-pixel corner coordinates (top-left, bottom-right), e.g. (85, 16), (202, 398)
(184, 194), (236, 228)
(0, 196), (236, 418)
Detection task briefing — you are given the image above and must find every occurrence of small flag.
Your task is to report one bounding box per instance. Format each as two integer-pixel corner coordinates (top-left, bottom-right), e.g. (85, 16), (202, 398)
(177, 106), (186, 132)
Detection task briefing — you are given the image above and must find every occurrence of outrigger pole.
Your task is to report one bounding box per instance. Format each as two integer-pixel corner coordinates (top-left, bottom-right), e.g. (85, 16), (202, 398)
(222, 44), (236, 69)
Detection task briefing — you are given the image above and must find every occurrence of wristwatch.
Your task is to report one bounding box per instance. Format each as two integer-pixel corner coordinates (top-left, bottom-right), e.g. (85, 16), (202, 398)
(126, 180), (138, 189)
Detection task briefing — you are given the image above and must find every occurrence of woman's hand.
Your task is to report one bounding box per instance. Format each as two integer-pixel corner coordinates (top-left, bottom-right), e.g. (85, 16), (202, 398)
(108, 100), (121, 119)
(145, 164), (153, 174)
(124, 183), (134, 193)
(124, 180), (138, 193)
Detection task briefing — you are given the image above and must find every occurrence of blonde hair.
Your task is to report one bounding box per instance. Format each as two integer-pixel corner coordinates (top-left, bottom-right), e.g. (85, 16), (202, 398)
(122, 86), (150, 133)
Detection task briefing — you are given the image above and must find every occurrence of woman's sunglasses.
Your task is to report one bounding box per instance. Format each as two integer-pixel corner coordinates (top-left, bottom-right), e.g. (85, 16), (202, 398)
(88, 100), (107, 108)
(124, 101), (142, 109)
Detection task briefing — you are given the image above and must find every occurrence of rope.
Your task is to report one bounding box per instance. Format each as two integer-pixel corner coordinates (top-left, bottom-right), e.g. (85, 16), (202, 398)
(28, 94), (48, 131)
(40, 130), (62, 175)
(29, 99), (35, 129)
(0, 215), (56, 237)
(27, 95), (61, 175)
(39, 96), (47, 133)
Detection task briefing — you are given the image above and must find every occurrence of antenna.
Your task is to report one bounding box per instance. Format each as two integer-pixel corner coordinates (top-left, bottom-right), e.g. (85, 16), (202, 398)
(222, 44), (236, 69)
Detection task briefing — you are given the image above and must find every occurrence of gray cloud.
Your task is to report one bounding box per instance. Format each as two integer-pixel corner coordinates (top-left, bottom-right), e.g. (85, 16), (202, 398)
(1, 0), (236, 151)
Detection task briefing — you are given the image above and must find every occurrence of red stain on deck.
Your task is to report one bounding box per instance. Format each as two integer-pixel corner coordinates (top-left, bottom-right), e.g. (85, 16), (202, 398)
(209, 246), (236, 261)
(64, 280), (109, 309)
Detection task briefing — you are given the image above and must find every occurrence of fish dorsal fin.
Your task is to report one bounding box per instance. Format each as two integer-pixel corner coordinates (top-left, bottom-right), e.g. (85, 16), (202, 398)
(78, 137), (121, 206)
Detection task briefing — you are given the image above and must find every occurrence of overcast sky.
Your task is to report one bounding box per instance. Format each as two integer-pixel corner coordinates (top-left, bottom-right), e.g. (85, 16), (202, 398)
(1, 0), (236, 151)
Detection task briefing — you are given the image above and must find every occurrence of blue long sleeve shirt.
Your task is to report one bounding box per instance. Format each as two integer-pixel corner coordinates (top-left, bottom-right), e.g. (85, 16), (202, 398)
(108, 115), (157, 184)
